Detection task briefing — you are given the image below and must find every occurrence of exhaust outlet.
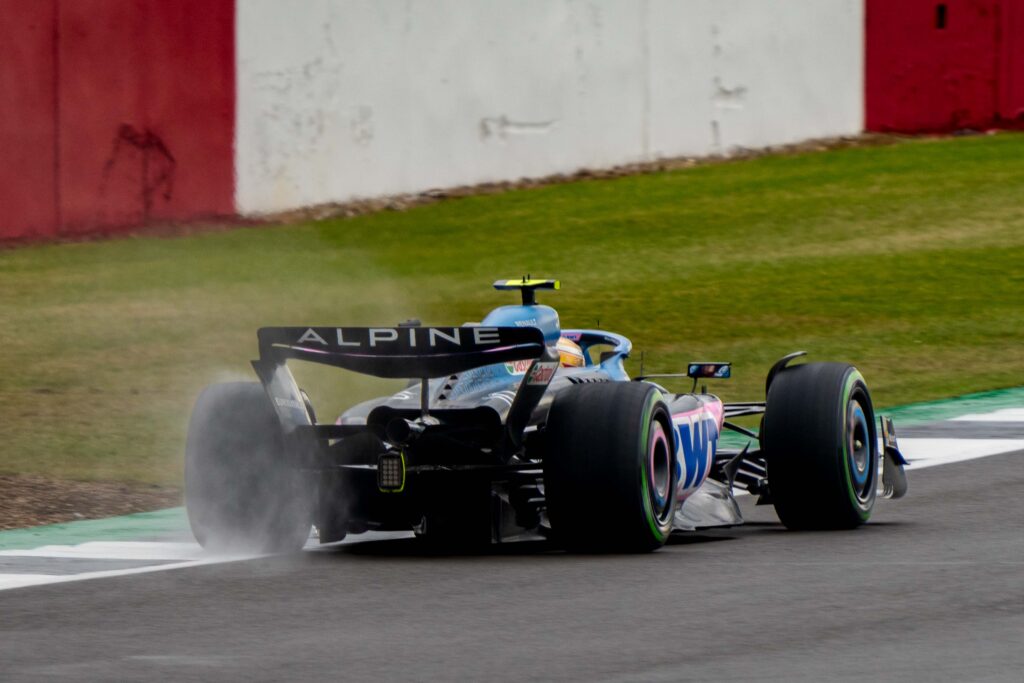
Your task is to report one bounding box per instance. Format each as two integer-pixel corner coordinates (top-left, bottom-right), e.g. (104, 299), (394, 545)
(385, 418), (425, 445)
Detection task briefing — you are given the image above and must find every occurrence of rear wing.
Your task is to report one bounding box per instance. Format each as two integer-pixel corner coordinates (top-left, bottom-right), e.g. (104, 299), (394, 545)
(256, 325), (545, 379)
(252, 325), (551, 441)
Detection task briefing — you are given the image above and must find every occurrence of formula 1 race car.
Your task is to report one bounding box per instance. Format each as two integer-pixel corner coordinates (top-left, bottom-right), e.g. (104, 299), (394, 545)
(185, 278), (908, 553)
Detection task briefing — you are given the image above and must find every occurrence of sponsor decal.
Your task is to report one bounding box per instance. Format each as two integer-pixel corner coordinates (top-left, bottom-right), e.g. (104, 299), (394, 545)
(526, 361), (559, 386)
(297, 328), (328, 346)
(369, 328), (400, 347)
(294, 327), (503, 349)
(273, 397), (305, 411)
(513, 319), (538, 327)
(675, 413), (720, 490)
(504, 359), (533, 375)
(447, 366), (508, 398)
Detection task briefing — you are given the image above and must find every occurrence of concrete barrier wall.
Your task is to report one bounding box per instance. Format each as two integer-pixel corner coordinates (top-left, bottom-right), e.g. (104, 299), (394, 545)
(236, 0), (865, 214)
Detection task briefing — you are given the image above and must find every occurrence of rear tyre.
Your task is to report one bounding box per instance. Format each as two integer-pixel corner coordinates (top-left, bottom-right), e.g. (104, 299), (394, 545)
(762, 363), (878, 530)
(544, 382), (678, 552)
(185, 382), (313, 552)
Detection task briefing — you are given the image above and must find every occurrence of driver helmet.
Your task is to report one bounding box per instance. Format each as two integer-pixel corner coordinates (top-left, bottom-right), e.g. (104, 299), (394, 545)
(556, 336), (585, 368)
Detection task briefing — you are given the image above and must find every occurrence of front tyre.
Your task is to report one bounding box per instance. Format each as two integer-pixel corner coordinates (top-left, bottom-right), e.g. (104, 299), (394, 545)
(543, 382), (678, 552)
(762, 363), (878, 530)
(185, 382), (313, 552)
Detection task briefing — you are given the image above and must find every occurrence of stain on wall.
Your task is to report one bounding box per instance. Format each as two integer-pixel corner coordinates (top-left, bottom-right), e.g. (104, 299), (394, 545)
(479, 117), (559, 142)
(57, 0), (235, 234)
(100, 125), (177, 222)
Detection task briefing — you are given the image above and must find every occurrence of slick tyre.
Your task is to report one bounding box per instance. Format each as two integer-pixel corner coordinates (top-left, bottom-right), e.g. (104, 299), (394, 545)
(185, 382), (313, 552)
(762, 363), (878, 530)
(544, 382), (678, 552)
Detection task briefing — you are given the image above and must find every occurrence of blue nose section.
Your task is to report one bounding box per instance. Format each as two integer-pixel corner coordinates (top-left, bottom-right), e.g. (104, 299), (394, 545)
(482, 304), (560, 344)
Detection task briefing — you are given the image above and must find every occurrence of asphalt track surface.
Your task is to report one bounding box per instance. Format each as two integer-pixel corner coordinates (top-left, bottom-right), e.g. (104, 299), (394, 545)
(2, 452), (1022, 682)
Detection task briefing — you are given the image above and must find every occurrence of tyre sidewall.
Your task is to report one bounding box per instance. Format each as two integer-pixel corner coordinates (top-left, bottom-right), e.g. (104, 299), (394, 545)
(637, 389), (677, 544)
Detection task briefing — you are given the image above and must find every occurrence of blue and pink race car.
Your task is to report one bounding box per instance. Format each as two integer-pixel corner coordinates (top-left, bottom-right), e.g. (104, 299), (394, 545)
(185, 278), (908, 552)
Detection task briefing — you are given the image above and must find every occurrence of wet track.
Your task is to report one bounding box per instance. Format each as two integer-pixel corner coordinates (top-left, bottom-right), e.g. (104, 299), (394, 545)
(2, 450), (1022, 682)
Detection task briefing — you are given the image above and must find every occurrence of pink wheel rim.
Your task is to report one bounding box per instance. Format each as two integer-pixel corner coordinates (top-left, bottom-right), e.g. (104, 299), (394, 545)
(649, 421), (671, 510)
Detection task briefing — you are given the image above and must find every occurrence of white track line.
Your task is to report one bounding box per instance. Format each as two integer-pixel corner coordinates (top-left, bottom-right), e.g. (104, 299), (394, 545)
(0, 541), (222, 561)
(0, 531), (411, 592)
(950, 408), (1024, 422)
(0, 557), (253, 592)
(897, 438), (1024, 470)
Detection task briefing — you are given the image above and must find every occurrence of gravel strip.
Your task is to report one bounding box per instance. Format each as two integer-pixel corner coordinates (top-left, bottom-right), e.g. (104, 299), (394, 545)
(0, 475), (181, 530)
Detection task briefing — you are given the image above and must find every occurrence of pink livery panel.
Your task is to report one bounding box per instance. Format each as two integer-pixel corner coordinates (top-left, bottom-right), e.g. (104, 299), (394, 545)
(669, 395), (724, 501)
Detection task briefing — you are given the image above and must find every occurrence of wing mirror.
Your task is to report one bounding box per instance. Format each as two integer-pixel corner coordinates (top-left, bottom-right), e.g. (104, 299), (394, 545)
(687, 362), (731, 379)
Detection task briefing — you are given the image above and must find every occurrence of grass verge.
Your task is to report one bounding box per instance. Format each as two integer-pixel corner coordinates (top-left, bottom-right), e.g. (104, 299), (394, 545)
(1, 133), (1022, 485)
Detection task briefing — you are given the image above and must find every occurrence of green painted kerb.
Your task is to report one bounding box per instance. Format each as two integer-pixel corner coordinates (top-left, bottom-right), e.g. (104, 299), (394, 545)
(879, 386), (1024, 428)
(0, 507), (189, 551)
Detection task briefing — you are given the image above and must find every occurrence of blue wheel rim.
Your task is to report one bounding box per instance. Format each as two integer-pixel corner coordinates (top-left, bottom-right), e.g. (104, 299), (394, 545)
(847, 399), (872, 500)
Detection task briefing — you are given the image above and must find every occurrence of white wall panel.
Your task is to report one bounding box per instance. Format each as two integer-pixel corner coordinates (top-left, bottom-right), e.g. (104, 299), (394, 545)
(236, 0), (864, 214)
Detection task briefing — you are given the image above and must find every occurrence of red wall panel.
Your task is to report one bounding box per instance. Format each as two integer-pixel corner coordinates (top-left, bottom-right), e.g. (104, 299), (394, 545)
(57, 1), (149, 232)
(1, 0), (234, 241)
(141, 2), (235, 222)
(57, 0), (235, 234)
(866, 0), (1001, 132)
(0, 1), (58, 239)
(997, 0), (1024, 122)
